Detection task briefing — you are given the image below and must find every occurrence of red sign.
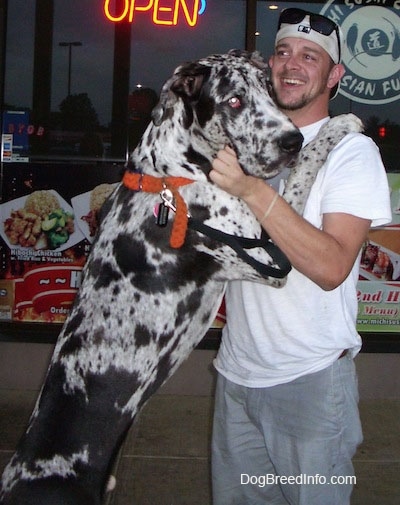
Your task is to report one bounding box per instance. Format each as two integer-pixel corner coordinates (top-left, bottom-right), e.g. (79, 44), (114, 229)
(15, 266), (82, 315)
(103, 0), (205, 27)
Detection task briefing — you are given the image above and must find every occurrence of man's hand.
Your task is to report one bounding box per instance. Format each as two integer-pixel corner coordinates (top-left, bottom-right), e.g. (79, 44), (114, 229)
(210, 146), (259, 199)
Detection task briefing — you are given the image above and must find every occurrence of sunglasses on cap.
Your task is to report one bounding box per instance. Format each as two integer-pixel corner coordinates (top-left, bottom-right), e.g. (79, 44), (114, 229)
(278, 8), (341, 62)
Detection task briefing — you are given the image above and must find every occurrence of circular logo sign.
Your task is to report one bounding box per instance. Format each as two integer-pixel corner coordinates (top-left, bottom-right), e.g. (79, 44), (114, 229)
(321, 2), (400, 104)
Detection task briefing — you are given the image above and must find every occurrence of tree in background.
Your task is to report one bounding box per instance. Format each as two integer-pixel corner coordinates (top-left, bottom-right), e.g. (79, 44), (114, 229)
(59, 93), (99, 131)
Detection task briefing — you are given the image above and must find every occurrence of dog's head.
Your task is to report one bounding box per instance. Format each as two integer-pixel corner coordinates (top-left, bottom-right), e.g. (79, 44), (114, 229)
(151, 50), (303, 179)
(152, 50), (266, 126)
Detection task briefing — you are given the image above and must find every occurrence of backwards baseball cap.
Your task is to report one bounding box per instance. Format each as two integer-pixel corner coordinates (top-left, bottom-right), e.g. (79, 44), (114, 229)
(275, 8), (342, 65)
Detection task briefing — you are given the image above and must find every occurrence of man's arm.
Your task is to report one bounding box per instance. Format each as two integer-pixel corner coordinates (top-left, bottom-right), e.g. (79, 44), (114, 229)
(210, 146), (371, 291)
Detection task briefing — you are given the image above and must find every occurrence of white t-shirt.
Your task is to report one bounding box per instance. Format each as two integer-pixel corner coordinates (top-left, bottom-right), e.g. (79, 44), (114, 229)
(214, 117), (392, 388)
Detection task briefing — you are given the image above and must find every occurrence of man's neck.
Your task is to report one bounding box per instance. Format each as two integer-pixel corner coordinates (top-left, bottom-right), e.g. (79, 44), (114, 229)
(285, 107), (330, 128)
(282, 93), (330, 128)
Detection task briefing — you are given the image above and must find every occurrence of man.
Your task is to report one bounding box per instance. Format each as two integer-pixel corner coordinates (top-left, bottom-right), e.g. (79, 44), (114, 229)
(210, 8), (391, 505)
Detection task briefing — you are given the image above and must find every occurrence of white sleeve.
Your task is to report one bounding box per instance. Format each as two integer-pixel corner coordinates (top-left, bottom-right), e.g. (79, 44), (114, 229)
(320, 133), (392, 227)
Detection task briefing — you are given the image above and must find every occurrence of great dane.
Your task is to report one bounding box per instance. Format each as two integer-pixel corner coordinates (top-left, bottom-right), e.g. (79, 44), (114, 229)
(0, 50), (362, 504)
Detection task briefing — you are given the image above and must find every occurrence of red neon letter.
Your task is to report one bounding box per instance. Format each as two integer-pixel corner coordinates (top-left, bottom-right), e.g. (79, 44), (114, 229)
(130, 1), (154, 22)
(104, 0), (130, 21)
(153, 0), (199, 26)
(174, 0), (199, 27)
(153, 0), (173, 25)
(104, 0), (202, 26)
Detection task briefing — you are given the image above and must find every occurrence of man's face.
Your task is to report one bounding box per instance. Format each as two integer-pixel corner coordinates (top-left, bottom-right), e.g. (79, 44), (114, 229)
(268, 37), (336, 111)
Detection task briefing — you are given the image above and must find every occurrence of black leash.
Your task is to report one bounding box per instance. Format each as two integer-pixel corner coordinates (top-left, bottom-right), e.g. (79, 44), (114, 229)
(188, 218), (291, 279)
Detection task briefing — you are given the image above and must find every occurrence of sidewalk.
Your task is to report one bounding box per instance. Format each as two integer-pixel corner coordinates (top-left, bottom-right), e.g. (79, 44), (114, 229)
(1, 390), (399, 504)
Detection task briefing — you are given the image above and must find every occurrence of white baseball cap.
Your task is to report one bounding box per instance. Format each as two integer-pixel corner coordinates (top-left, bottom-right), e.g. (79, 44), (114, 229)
(275, 9), (342, 64)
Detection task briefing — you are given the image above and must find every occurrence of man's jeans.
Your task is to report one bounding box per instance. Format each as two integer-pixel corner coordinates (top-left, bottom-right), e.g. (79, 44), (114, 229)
(212, 355), (363, 505)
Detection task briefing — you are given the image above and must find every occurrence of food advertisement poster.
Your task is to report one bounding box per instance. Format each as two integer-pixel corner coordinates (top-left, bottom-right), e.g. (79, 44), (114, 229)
(0, 163), (121, 324)
(357, 173), (400, 332)
(0, 164), (398, 335)
(0, 162), (226, 330)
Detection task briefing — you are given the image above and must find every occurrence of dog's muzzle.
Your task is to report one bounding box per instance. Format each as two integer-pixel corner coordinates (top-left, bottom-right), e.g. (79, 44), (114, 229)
(278, 131), (304, 154)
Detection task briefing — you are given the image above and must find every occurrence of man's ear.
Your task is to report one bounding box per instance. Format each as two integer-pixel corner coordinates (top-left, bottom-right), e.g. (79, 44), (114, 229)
(327, 63), (345, 92)
(268, 55), (275, 70)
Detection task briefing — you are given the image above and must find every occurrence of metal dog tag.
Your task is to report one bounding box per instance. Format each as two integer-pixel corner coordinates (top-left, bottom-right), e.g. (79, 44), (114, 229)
(156, 202), (169, 227)
(156, 188), (175, 227)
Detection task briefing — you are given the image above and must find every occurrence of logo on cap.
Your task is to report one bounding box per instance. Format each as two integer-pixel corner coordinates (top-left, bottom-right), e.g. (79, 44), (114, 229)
(298, 25), (312, 34)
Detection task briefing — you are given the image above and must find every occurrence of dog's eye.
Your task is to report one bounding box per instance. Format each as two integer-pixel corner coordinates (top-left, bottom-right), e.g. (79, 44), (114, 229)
(228, 97), (241, 108)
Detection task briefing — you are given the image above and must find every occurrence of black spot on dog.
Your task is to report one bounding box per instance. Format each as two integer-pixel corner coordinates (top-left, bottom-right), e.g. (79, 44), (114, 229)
(113, 234), (153, 277)
(134, 324), (155, 347)
(195, 93), (215, 127)
(175, 289), (203, 327)
(63, 308), (85, 337)
(59, 331), (85, 357)
(91, 259), (122, 290)
(158, 329), (175, 349)
(184, 146), (212, 174)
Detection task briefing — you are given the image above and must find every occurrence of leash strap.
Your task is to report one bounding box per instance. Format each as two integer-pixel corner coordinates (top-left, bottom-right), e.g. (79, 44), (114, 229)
(188, 218), (291, 279)
(123, 171), (291, 278)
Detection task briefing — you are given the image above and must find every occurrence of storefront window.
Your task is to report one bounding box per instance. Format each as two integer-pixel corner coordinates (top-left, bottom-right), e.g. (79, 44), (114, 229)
(0, 1), (399, 341)
(255, 1), (399, 172)
(0, 0), (247, 331)
(2, 0), (246, 162)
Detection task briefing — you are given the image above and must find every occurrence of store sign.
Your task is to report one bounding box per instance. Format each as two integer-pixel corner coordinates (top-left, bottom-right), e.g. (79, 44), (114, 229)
(321, 1), (400, 104)
(103, 0), (206, 27)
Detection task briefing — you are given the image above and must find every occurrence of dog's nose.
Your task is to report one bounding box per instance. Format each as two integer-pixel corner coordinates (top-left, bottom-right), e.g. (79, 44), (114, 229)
(278, 131), (304, 154)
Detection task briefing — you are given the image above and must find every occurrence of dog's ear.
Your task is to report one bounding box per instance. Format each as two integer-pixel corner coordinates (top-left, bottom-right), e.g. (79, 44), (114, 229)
(151, 63), (210, 126)
(228, 48), (253, 60)
(170, 72), (206, 100)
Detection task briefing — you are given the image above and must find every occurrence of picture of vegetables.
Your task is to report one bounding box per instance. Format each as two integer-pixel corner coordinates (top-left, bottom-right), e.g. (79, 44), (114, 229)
(40, 208), (75, 250)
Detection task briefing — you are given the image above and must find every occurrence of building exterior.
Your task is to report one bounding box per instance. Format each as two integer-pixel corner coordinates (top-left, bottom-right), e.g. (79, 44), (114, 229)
(0, 0), (399, 348)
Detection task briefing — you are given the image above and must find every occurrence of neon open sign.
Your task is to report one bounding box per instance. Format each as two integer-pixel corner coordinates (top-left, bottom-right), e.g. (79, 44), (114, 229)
(104, 0), (206, 27)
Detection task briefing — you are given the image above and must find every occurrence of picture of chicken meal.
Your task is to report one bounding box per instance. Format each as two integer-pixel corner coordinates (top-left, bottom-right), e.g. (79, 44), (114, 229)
(81, 183), (116, 237)
(3, 190), (75, 250)
(361, 241), (397, 281)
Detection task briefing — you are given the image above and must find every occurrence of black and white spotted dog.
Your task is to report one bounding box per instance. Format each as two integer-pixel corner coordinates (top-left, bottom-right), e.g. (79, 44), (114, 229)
(0, 50), (362, 505)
